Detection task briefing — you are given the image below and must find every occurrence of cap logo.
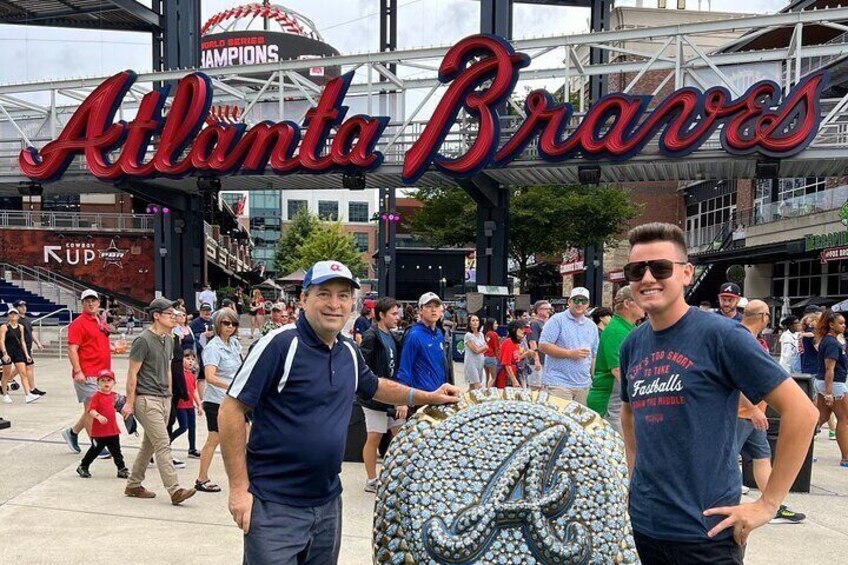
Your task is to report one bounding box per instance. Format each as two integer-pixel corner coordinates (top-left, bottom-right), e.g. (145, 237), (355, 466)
(330, 263), (341, 271)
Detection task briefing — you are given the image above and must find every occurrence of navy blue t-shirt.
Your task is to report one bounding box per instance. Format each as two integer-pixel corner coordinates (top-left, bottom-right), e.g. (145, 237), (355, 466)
(354, 315), (372, 339)
(817, 335), (848, 383)
(227, 315), (379, 507)
(620, 307), (787, 542)
(800, 326), (819, 374)
(378, 329), (398, 378)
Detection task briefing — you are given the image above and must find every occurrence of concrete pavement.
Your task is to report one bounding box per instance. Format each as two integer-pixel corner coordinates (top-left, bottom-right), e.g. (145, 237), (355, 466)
(0, 352), (846, 564)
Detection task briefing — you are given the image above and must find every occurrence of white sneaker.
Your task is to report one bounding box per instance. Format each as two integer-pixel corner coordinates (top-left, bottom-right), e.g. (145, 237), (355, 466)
(25, 393), (41, 404)
(172, 459), (186, 469)
(741, 485), (750, 495)
(364, 478), (378, 493)
(2, 394), (11, 404)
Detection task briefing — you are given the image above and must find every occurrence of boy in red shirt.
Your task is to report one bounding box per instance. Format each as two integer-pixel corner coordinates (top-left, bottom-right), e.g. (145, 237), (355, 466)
(77, 369), (129, 479)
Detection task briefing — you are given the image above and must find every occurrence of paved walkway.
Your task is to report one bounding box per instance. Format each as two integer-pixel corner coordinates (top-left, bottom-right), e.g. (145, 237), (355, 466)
(1, 353), (846, 564)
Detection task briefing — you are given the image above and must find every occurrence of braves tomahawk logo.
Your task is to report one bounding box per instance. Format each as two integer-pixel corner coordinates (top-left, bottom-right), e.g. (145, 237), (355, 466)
(423, 425), (590, 563)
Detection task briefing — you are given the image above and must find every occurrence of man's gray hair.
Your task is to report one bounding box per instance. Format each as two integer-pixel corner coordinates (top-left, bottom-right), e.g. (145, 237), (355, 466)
(533, 300), (551, 314)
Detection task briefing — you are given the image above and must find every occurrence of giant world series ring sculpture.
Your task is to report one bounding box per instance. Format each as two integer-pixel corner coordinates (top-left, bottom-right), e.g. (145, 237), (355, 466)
(373, 388), (638, 564)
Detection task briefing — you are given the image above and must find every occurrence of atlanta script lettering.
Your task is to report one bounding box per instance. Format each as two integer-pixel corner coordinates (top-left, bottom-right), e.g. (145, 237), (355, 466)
(20, 34), (827, 185)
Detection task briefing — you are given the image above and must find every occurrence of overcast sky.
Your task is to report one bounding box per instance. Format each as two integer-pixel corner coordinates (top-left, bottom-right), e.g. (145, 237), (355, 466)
(0, 0), (791, 84)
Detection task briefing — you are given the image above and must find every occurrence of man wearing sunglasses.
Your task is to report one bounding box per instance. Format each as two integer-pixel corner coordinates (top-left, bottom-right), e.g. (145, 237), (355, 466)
(618, 222), (818, 564)
(538, 287), (599, 405)
(218, 260), (461, 564)
(122, 297), (197, 506)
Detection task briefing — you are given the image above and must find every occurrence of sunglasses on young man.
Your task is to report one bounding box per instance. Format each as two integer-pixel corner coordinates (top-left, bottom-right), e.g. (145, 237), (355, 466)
(623, 259), (688, 282)
(571, 297), (590, 305)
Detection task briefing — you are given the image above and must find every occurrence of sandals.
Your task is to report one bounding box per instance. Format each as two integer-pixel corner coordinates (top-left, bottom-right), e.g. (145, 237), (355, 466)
(195, 479), (222, 492)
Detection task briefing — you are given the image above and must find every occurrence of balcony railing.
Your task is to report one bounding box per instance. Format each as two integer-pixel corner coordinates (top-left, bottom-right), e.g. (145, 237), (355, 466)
(0, 210), (154, 232)
(749, 185), (848, 226)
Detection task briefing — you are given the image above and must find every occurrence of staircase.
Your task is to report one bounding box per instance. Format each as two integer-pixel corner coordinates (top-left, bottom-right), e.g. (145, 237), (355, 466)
(685, 217), (740, 305)
(0, 279), (71, 323)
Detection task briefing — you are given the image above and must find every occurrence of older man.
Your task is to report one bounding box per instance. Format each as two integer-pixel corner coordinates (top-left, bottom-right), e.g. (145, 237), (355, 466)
(538, 287), (599, 404)
(262, 303), (290, 335)
(219, 262), (460, 564)
(587, 286), (644, 433)
(62, 290), (113, 453)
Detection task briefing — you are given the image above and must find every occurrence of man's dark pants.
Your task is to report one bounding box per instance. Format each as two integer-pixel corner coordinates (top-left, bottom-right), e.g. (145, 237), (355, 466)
(634, 531), (745, 565)
(244, 495), (342, 565)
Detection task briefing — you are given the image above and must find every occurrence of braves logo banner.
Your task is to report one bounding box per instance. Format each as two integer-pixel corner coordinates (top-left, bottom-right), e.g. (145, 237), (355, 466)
(20, 34), (826, 186)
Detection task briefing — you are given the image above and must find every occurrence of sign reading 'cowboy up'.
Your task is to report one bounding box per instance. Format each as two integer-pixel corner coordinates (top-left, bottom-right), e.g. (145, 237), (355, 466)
(20, 35), (826, 186)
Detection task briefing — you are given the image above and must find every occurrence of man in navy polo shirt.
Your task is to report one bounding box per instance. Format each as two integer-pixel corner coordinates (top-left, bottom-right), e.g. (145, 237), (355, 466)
(397, 292), (447, 392)
(218, 261), (460, 565)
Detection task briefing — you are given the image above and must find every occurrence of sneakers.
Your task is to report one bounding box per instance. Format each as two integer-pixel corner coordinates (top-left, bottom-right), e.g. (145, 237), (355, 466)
(740, 485), (750, 495)
(117, 468), (130, 479)
(9, 380), (20, 391)
(2, 394), (11, 404)
(30, 388), (46, 396)
(364, 478), (378, 493)
(172, 459), (186, 469)
(76, 465), (91, 478)
(187, 449), (201, 459)
(97, 451), (112, 459)
(62, 427), (81, 454)
(771, 505), (806, 524)
(25, 393), (41, 404)
(124, 486), (156, 499)
(830, 430), (837, 440)
(170, 488), (196, 505)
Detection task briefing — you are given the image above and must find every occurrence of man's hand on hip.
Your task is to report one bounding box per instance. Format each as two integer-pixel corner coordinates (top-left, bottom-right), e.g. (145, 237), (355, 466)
(704, 498), (776, 545)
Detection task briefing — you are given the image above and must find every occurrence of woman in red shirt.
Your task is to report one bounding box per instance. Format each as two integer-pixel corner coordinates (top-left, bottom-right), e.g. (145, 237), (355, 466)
(483, 318), (500, 387)
(496, 321), (526, 389)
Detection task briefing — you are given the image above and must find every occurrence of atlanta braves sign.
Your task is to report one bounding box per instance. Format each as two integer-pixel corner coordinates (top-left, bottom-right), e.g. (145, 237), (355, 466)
(20, 34), (826, 186)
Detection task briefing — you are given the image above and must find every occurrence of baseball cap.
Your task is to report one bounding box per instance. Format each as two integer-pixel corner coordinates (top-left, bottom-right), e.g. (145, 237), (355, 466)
(418, 292), (443, 307)
(147, 297), (177, 313)
(81, 289), (99, 300)
(303, 260), (360, 291)
(570, 287), (590, 300)
(96, 369), (115, 381)
(271, 303), (285, 312)
(613, 286), (633, 305)
(12, 300), (26, 307)
(719, 282), (741, 297)
(199, 303), (213, 312)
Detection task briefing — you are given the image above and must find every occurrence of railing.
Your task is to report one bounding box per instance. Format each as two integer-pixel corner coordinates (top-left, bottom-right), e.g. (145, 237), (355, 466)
(0, 210), (154, 232)
(57, 324), (69, 360)
(800, 30), (848, 77)
(746, 184), (848, 226)
(30, 306), (71, 344)
(686, 215), (737, 299)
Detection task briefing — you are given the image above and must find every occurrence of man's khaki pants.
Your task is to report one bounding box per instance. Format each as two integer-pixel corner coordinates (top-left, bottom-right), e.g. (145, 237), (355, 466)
(545, 385), (590, 406)
(127, 395), (179, 495)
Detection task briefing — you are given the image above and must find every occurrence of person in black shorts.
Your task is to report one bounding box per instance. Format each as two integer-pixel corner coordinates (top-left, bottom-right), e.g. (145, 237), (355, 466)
(5, 301), (46, 397)
(1, 309), (41, 404)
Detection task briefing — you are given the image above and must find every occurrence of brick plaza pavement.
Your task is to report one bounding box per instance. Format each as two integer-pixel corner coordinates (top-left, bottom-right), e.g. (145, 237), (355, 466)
(0, 354), (846, 564)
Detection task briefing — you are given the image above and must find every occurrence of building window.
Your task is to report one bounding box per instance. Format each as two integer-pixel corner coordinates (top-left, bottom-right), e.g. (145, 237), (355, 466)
(684, 192), (736, 249)
(353, 232), (370, 252)
(318, 200), (339, 221)
(348, 202), (369, 223)
(251, 191), (280, 213)
(287, 199), (308, 220)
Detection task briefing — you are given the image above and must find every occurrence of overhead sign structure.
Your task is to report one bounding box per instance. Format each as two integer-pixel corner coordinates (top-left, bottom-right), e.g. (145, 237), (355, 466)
(19, 34), (827, 186)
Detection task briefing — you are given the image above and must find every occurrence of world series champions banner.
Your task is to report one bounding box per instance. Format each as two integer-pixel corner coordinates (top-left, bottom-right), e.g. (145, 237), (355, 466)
(21, 34), (826, 185)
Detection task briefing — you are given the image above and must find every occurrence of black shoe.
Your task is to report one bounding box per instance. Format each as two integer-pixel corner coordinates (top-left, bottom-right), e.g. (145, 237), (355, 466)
(76, 465), (91, 478)
(9, 381), (20, 391)
(117, 468), (129, 479)
(31, 388), (46, 396)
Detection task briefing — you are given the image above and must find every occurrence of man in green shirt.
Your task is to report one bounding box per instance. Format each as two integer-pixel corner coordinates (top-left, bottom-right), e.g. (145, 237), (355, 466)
(587, 286), (644, 433)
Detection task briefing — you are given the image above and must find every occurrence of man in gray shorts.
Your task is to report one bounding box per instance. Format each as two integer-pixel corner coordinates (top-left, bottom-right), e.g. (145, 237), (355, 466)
(63, 290), (114, 454)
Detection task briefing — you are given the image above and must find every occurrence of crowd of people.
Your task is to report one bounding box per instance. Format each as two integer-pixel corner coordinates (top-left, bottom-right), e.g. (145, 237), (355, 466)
(0, 221), (843, 564)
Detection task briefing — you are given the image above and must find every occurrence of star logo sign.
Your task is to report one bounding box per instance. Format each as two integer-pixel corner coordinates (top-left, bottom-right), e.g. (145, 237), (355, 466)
(330, 263), (341, 272)
(99, 239), (128, 268)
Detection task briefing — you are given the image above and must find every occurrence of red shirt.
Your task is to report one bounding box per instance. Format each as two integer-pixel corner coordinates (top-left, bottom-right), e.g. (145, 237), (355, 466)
(178, 370), (197, 410)
(496, 339), (522, 388)
(88, 390), (120, 437)
(67, 313), (111, 377)
(485, 331), (500, 358)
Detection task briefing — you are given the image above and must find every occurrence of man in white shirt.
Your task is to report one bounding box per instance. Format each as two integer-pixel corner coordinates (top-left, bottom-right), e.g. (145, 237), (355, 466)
(197, 285), (217, 312)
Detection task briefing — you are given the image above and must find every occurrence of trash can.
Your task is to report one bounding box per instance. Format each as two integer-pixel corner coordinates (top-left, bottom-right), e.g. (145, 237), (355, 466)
(742, 373), (815, 493)
(451, 331), (467, 363)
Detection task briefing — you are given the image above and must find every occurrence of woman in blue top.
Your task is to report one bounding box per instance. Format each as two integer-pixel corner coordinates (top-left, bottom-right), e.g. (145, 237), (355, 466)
(197, 308), (243, 492)
(799, 311), (821, 375)
(815, 309), (848, 467)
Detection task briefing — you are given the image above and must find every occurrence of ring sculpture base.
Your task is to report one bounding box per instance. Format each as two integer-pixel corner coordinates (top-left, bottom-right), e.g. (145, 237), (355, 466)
(373, 388), (637, 564)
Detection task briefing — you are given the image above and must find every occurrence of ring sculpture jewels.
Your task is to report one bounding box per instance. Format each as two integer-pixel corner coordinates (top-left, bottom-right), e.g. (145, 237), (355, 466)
(373, 388), (637, 564)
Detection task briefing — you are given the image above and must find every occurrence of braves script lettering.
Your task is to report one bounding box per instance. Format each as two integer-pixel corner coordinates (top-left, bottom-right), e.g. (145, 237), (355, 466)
(19, 34), (827, 185)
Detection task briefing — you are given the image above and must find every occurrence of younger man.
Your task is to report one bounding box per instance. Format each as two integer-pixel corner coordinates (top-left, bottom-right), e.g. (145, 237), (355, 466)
(76, 369), (128, 479)
(619, 222), (818, 563)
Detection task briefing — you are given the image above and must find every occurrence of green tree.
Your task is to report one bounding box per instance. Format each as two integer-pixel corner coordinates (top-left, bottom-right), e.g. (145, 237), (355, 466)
(291, 221), (368, 277)
(406, 185), (640, 292)
(274, 208), (318, 275)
